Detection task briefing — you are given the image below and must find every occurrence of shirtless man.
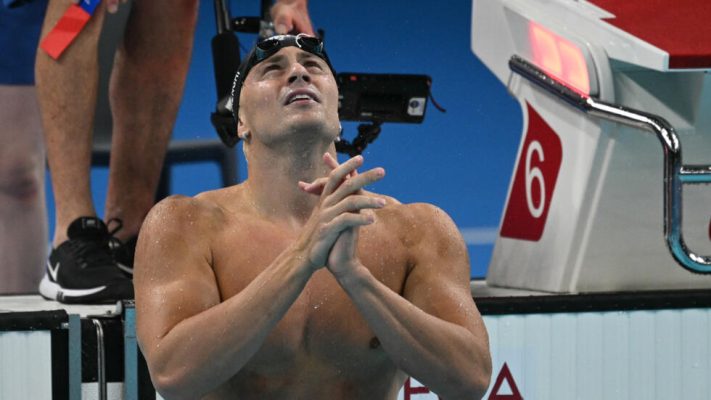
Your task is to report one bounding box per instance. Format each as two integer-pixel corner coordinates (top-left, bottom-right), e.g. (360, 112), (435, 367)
(135, 34), (491, 399)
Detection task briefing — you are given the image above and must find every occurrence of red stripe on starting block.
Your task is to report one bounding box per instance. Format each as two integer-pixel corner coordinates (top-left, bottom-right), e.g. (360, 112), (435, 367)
(40, 4), (92, 60)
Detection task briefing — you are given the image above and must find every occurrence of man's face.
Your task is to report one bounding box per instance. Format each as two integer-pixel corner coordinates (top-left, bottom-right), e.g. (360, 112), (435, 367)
(237, 46), (340, 145)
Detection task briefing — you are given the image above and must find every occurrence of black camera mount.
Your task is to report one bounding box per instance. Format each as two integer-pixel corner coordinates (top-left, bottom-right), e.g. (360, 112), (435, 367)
(335, 121), (382, 157)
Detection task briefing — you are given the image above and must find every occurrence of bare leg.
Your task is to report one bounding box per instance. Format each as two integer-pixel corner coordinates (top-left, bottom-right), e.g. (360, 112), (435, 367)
(104, 0), (199, 240)
(0, 86), (48, 294)
(35, 0), (107, 246)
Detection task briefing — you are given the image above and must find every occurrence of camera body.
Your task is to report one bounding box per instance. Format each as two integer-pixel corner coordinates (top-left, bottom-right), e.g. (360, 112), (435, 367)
(337, 73), (431, 123)
(212, 71), (433, 147)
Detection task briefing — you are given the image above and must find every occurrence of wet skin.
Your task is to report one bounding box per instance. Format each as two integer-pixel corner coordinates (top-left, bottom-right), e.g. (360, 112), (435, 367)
(135, 183), (485, 399)
(135, 45), (489, 400)
(198, 187), (411, 399)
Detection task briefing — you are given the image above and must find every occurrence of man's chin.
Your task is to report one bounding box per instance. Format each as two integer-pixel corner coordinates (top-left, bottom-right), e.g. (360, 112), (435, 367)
(283, 119), (338, 141)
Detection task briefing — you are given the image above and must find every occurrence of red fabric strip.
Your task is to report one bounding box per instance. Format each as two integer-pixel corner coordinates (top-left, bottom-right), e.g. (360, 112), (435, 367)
(39, 4), (91, 60)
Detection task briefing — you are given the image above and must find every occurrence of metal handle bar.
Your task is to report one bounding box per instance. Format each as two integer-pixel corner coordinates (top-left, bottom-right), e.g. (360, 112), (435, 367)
(91, 318), (107, 400)
(509, 55), (711, 273)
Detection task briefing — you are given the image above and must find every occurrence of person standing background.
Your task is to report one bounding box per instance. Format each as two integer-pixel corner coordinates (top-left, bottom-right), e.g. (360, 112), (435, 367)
(34, 0), (314, 303)
(0, 0), (48, 294)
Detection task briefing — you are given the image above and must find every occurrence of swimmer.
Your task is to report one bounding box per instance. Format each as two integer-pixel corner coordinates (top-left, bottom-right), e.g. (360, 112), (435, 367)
(135, 34), (492, 399)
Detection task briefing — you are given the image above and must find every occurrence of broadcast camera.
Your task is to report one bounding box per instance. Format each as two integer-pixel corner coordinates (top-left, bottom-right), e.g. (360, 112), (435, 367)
(209, 0), (440, 155)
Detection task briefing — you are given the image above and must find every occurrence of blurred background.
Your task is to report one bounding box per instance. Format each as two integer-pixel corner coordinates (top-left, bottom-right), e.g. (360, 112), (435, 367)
(43, 0), (523, 277)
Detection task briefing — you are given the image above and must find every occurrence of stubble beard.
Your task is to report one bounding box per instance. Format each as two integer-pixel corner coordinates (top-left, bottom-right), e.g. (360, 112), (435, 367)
(269, 114), (339, 152)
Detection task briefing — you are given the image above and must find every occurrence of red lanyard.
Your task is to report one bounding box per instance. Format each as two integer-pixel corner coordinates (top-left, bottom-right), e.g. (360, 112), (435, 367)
(40, 0), (101, 60)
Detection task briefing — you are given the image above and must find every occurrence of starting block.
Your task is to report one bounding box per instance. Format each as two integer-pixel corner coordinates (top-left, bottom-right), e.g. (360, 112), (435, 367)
(472, 0), (711, 292)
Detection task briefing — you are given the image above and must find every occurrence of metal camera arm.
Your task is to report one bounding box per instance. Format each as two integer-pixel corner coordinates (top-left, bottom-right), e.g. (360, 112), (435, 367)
(210, 0), (273, 148)
(335, 121), (383, 157)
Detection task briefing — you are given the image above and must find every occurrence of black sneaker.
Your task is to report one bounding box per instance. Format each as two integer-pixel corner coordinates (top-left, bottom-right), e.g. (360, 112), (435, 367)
(39, 217), (134, 304)
(109, 234), (137, 276)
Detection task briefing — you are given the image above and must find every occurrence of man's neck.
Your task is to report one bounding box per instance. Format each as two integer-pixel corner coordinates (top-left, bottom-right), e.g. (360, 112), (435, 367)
(244, 141), (336, 227)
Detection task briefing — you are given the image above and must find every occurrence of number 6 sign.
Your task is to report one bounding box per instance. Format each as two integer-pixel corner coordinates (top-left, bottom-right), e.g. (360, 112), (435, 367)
(500, 103), (563, 241)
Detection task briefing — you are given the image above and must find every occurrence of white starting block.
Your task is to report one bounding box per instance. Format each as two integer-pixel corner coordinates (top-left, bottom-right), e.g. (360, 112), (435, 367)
(472, 0), (711, 292)
(0, 297), (150, 400)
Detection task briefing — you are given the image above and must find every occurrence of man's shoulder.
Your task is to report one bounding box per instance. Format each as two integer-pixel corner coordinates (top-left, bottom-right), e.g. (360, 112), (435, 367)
(142, 193), (228, 237)
(376, 198), (457, 242)
(379, 197), (450, 225)
(151, 193), (222, 216)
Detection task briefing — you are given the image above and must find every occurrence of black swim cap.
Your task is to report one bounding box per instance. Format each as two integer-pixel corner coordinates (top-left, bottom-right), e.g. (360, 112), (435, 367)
(229, 34), (336, 122)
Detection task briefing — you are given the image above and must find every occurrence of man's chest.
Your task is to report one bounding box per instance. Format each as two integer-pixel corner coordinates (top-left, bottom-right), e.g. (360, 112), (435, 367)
(249, 271), (387, 371)
(209, 222), (410, 370)
(211, 219), (410, 295)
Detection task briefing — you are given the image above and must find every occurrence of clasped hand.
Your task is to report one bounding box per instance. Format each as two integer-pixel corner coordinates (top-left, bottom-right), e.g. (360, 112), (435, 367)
(295, 154), (385, 279)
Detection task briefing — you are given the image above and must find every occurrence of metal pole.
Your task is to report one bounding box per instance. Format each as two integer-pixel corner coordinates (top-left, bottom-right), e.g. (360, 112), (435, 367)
(91, 319), (106, 400)
(214, 0), (231, 34)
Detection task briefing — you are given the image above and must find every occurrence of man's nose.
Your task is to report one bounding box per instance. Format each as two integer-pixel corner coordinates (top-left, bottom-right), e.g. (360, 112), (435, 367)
(288, 63), (311, 85)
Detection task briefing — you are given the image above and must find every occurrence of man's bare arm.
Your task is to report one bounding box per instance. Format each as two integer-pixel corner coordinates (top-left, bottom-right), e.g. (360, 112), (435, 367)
(135, 196), (313, 400)
(329, 203), (492, 399)
(135, 157), (385, 399)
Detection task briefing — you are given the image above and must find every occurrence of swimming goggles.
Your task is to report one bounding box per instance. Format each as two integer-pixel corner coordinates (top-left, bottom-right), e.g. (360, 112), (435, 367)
(254, 33), (327, 63)
(229, 34), (336, 121)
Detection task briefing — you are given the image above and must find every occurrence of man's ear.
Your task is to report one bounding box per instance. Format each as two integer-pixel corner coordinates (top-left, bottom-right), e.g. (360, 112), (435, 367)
(236, 114), (250, 141)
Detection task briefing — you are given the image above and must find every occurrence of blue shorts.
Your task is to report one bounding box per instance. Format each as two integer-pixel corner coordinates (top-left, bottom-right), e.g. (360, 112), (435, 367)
(0, 0), (48, 85)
